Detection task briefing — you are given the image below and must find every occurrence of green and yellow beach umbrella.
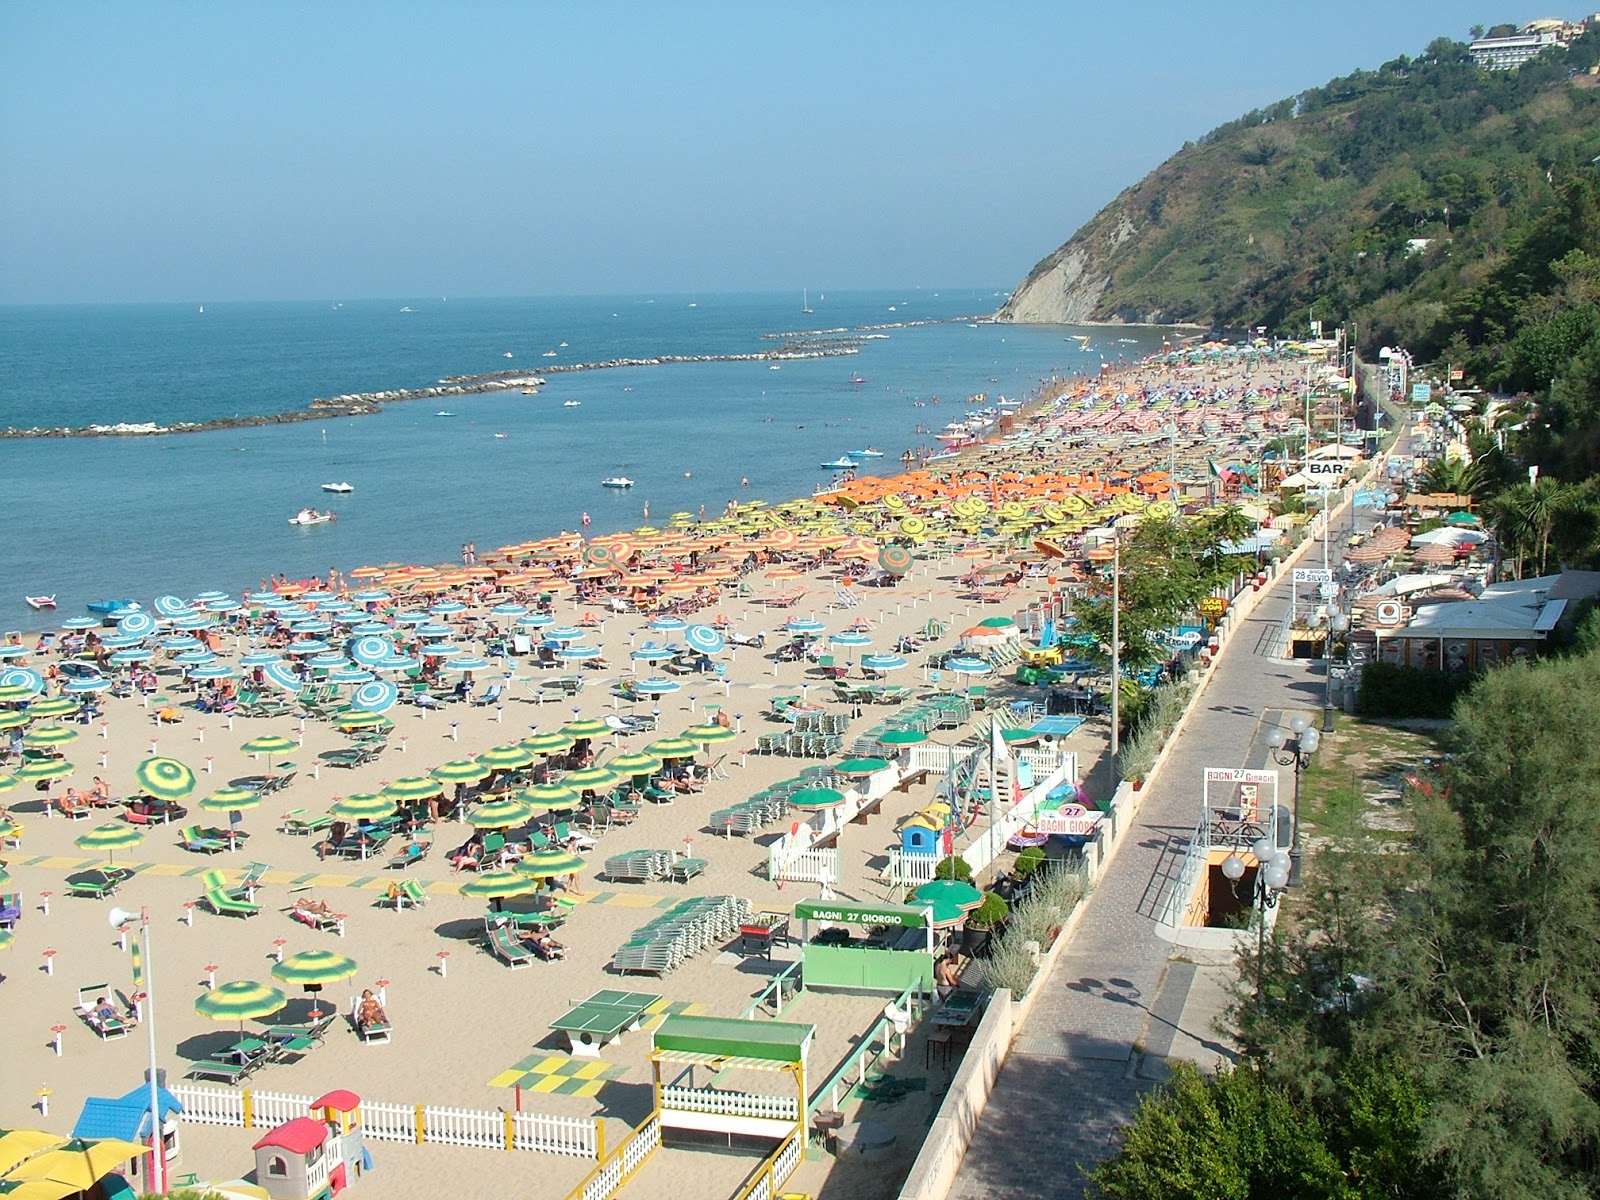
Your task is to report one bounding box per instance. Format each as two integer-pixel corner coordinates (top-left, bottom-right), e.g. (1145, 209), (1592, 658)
(0, 817), (19, 842)
(643, 737), (698, 760)
(133, 756), (197, 802)
(605, 751), (663, 777)
(459, 870), (537, 900)
(21, 725), (78, 750)
(560, 765), (621, 792)
(0, 685), (35, 706)
(476, 744), (535, 772)
(73, 824), (145, 865)
(0, 865), (12, 888)
(515, 848), (587, 880)
(0, 775), (21, 796)
(559, 718), (611, 740)
(683, 722), (737, 746)
(194, 980), (287, 1028)
(520, 732), (574, 756)
(333, 710), (393, 731)
(23, 697), (80, 720)
(0, 928), (12, 953)
(0, 710), (28, 731)
(515, 783), (580, 813)
(466, 797), (534, 829)
(330, 793), (397, 821)
(272, 949), (359, 993)
(380, 776), (444, 803)
(239, 734), (297, 772)
(14, 758), (75, 782)
(430, 758), (490, 787)
(199, 786), (263, 814)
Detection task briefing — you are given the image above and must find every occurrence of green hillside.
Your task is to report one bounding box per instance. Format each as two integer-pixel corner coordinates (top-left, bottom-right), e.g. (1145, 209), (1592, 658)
(999, 29), (1600, 368)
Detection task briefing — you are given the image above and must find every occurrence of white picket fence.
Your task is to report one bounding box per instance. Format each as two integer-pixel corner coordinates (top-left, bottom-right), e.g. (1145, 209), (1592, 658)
(661, 1086), (798, 1121)
(573, 1111), (661, 1200)
(766, 843), (838, 888)
(882, 848), (941, 888)
(169, 1083), (598, 1159)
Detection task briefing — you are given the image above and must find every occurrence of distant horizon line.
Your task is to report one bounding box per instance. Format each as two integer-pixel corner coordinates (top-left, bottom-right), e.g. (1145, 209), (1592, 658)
(0, 285), (1016, 310)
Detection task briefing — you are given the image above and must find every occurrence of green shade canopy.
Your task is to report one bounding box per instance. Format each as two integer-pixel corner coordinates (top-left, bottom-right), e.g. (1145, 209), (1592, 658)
(240, 734), (297, 756)
(430, 759), (490, 785)
(0, 776), (21, 796)
(520, 733), (575, 755)
(834, 757), (891, 776)
(15, 758), (75, 781)
(924, 897), (971, 928)
(0, 710), (29, 730)
(789, 787), (846, 810)
(682, 722), (737, 745)
(271, 949), (359, 989)
(515, 848), (587, 879)
(329, 793), (397, 820)
(999, 728), (1039, 744)
(73, 825), (145, 856)
(333, 711), (393, 731)
(516, 783), (581, 810)
(561, 766), (622, 792)
(476, 744), (535, 771)
(23, 698), (80, 719)
(605, 751), (664, 777)
(643, 737), (698, 759)
(559, 718), (612, 739)
(381, 776), (444, 802)
(911, 878), (984, 910)
(0, 687), (35, 707)
(21, 725), (79, 749)
(133, 756), (197, 801)
(458, 870), (538, 899)
(199, 786), (264, 813)
(876, 729), (927, 747)
(194, 980), (287, 1023)
(466, 798), (535, 829)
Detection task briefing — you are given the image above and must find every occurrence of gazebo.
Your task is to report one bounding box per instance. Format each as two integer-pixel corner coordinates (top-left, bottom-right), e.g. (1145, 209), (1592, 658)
(651, 1015), (812, 1141)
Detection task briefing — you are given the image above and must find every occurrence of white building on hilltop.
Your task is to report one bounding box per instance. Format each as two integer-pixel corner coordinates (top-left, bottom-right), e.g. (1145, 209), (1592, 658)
(1468, 17), (1592, 69)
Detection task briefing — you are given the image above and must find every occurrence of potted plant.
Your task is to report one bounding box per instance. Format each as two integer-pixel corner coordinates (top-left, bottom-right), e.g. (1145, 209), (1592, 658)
(1013, 846), (1047, 879)
(963, 891), (1010, 958)
(935, 854), (973, 883)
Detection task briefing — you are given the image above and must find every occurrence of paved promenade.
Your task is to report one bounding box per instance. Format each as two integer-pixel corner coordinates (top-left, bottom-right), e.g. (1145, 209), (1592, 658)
(948, 506), (1359, 1199)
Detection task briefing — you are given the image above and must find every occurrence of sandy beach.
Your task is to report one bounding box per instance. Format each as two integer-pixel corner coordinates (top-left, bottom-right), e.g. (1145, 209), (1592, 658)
(0, 349), (1321, 1198)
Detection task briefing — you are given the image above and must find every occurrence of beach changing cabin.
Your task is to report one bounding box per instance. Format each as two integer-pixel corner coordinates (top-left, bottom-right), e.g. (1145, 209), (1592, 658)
(254, 1089), (370, 1200)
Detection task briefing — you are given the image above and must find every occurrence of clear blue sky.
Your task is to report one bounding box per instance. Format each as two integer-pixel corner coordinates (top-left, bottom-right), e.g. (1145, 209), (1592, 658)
(0, 1), (1508, 304)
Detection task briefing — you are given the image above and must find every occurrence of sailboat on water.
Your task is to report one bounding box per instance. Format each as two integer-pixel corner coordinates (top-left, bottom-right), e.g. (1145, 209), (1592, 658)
(802, 289), (814, 314)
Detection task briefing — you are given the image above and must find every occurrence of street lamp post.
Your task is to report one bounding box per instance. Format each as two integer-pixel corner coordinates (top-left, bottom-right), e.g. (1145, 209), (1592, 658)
(1323, 607), (1350, 731)
(1221, 839), (1292, 1010)
(1109, 538), (1121, 785)
(1263, 716), (1319, 888)
(108, 905), (165, 1196)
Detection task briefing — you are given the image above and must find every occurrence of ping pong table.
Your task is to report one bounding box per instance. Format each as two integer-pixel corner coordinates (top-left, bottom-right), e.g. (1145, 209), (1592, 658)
(549, 989), (662, 1058)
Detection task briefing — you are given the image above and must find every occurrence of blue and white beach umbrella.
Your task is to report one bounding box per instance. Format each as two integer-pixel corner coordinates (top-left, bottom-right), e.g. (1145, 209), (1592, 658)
(544, 627), (586, 642)
(0, 667), (44, 694)
(632, 677), (680, 696)
(153, 595), (191, 618)
(490, 603), (529, 618)
(351, 589), (391, 604)
(0, 646), (29, 660)
(430, 600), (467, 615)
(261, 661), (304, 692)
(289, 619), (333, 635)
(285, 639), (329, 655)
(169, 613), (215, 630)
(161, 635), (203, 651)
(420, 643), (463, 658)
(188, 663), (238, 680)
(207, 599), (242, 613)
(195, 590), (230, 603)
(175, 650), (218, 666)
(517, 613), (554, 629)
(315, 599), (354, 613)
(785, 618), (825, 634)
(376, 654), (419, 672)
(442, 656), (492, 673)
(861, 654), (909, 673)
(333, 612), (368, 627)
(300, 590), (336, 603)
(350, 635), (396, 666)
(306, 652), (351, 671)
(944, 656), (992, 675)
(240, 652), (283, 668)
(558, 644), (601, 661)
(684, 625), (726, 654)
(350, 679), (399, 713)
(350, 622), (391, 635)
(648, 616), (687, 631)
(108, 648), (154, 666)
(60, 617), (100, 630)
(393, 611), (431, 626)
(414, 622), (452, 640)
(117, 610), (158, 638)
(631, 643), (674, 663)
(328, 667), (374, 685)
(831, 631), (873, 649)
(63, 676), (112, 694)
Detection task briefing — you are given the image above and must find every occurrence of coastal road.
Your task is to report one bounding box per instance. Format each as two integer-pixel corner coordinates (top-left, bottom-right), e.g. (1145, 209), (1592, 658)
(946, 496), (1368, 1200)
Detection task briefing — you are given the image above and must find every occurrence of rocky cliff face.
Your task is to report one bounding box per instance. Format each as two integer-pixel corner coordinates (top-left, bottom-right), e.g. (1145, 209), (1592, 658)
(998, 194), (1165, 325)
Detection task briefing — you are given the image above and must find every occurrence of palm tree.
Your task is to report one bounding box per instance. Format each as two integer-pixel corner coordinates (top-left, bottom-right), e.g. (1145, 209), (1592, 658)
(1420, 456), (1485, 498)
(1488, 481), (1581, 578)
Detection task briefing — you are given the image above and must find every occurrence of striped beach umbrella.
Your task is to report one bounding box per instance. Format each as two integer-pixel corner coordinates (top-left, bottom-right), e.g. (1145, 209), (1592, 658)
(785, 618), (824, 634)
(561, 765), (622, 792)
(943, 656), (991, 675)
(200, 786), (264, 813)
(557, 645), (600, 663)
(0, 672), (44, 699)
(544, 626), (587, 642)
(476, 744), (535, 772)
(605, 751), (664, 777)
(630, 643), (674, 663)
(22, 725), (79, 750)
(631, 677), (680, 696)
(861, 654), (909, 673)
(644, 737), (698, 760)
(520, 732), (575, 756)
(194, 980), (287, 1027)
(879, 545), (914, 574)
(684, 625), (726, 654)
(430, 759), (490, 786)
(0, 710), (30, 729)
(261, 661), (303, 692)
(459, 870), (537, 900)
(515, 783), (581, 812)
(272, 949), (359, 993)
(560, 718), (611, 740)
(790, 787), (847, 810)
(647, 616), (686, 631)
(133, 756), (197, 801)
(515, 848), (587, 879)
(107, 648), (152, 667)
(240, 652), (283, 668)
(349, 679), (399, 713)
(466, 798), (535, 829)
(14, 758), (74, 781)
(116, 610), (158, 638)
(333, 710), (393, 731)
(240, 734), (298, 772)
(25, 697), (80, 718)
(188, 663), (239, 681)
(380, 776), (444, 803)
(683, 721), (737, 745)
(73, 823), (145, 864)
(153, 595), (191, 617)
(330, 792), (397, 821)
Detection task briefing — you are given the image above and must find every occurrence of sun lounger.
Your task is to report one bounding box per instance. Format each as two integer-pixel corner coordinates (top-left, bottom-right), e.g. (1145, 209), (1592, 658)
(0, 892), (20, 930)
(76, 983), (131, 1039)
(485, 921), (536, 969)
(389, 840), (432, 870)
(278, 810), (333, 836)
(202, 871), (260, 918)
(68, 868), (131, 901)
(289, 903), (341, 932)
(384, 879), (427, 910)
(322, 744), (380, 769)
(179, 825), (227, 854)
(187, 1057), (257, 1084)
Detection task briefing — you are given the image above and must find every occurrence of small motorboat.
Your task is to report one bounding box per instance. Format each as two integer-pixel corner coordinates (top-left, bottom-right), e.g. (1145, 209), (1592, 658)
(543, 350), (559, 357)
(25, 595), (57, 611)
(849, 374), (868, 385)
(289, 508), (337, 526)
(849, 447), (884, 458)
(563, 400), (581, 407)
(87, 598), (138, 615)
(435, 411), (455, 417)
(601, 477), (634, 489)
(820, 457), (857, 470)
(503, 351), (514, 358)
(321, 482), (354, 493)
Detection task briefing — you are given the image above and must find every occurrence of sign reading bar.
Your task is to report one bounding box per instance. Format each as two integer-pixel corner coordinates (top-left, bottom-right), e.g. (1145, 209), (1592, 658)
(1305, 460), (1346, 477)
(1203, 767), (1279, 785)
(1198, 597), (1228, 618)
(1293, 568), (1333, 584)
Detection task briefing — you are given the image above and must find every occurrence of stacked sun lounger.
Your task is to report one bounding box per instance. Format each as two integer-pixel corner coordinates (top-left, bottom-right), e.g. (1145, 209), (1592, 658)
(611, 895), (751, 976)
(708, 795), (788, 836)
(603, 849), (674, 882)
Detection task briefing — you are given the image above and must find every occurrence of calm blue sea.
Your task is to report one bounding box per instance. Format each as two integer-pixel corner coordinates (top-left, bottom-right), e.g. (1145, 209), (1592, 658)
(0, 290), (1159, 630)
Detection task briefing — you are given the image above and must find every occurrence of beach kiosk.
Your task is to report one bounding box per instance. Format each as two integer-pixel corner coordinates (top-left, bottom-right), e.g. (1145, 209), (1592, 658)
(254, 1089), (371, 1200)
(652, 1014), (812, 1143)
(795, 899), (936, 993)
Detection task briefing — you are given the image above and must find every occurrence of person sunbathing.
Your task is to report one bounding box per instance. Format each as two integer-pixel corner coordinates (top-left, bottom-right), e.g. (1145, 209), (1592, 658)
(355, 988), (388, 1032)
(292, 897), (336, 926)
(528, 932), (566, 960)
